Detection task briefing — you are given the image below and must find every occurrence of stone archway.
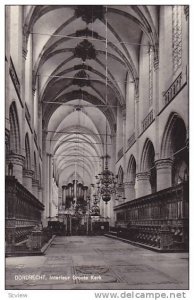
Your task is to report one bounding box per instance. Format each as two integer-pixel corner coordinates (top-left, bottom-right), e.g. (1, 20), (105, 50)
(125, 155), (136, 201)
(136, 139), (156, 197)
(159, 113), (188, 188)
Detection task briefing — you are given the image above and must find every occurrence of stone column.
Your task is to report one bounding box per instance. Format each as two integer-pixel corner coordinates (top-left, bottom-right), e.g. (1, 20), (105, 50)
(134, 81), (140, 137)
(110, 134), (116, 226)
(155, 158), (173, 191)
(7, 153), (25, 184)
(117, 186), (124, 203)
(126, 78), (135, 139)
(32, 178), (39, 199)
(153, 52), (160, 163)
(122, 106), (126, 151)
(121, 107), (127, 195)
(124, 181), (135, 201)
(23, 169), (33, 192)
(42, 133), (48, 226)
(21, 27), (28, 161)
(116, 105), (123, 156)
(136, 172), (151, 198)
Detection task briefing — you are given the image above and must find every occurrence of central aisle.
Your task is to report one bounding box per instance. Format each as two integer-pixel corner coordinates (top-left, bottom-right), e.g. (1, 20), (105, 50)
(6, 236), (188, 290)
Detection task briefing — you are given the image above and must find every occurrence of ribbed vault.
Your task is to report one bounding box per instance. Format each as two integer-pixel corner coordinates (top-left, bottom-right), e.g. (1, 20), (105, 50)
(23, 5), (159, 187)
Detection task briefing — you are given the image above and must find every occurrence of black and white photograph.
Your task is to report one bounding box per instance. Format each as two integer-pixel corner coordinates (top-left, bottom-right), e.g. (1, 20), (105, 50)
(4, 3), (189, 295)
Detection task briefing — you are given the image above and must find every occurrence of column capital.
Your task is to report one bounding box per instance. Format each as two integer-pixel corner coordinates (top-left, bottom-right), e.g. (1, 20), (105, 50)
(23, 168), (34, 178)
(32, 178), (39, 186)
(7, 153), (25, 166)
(155, 158), (173, 170)
(136, 172), (150, 181)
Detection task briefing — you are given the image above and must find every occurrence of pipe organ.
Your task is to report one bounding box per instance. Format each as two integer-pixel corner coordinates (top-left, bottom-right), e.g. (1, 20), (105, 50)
(62, 180), (88, 209)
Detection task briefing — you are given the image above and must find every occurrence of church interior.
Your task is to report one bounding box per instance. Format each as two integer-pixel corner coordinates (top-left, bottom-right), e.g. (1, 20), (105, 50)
(5, 5), (189, 290)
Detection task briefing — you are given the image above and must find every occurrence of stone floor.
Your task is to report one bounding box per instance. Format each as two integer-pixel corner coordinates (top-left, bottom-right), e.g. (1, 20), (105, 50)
(5, 236), (189, 290)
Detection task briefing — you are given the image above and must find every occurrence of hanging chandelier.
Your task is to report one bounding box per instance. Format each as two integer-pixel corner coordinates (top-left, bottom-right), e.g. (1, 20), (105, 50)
(94, 6), (118, 204)
(95, 156), (118, 204)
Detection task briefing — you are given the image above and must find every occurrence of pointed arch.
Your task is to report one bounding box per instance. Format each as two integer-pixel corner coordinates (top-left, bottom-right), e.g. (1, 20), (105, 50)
(127, 155), (136, 182)
(160, 112), (187, 158)
(9, 101), (21, 154)
(140, 138), (156, 193)
(140, 138), (155, 172)
(67, 172), (83, 184)
(161, 112), (188, 185)
(117, 166), (124, 185)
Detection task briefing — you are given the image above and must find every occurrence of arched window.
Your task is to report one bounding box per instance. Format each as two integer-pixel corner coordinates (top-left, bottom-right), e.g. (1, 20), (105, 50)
(117, 166), (124, 186)
(24, 133), (31, 169)
(9, 102), (21, 154)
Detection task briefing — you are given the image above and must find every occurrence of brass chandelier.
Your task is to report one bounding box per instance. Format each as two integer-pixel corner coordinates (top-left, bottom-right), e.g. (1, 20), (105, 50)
(95, 156), (118, 204)
(95, 6), (118, 204)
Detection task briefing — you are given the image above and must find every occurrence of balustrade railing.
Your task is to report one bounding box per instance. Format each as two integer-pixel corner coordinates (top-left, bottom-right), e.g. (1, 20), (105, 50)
(127, 133), (135, 150)
(117, 147), (123, 161)
(163, 72), (183, 107)
(142, 110), (154, 133)
(5, 176), (44, 254)
(113, 182), (188, 251)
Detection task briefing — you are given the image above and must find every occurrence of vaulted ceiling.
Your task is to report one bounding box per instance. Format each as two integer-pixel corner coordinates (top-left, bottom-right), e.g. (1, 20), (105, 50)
(24, 5), (159, 186)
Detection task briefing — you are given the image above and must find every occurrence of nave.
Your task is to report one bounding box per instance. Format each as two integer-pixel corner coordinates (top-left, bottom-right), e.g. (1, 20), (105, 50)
(6, 236), (188, 290)
(5, 6), (189, 290)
